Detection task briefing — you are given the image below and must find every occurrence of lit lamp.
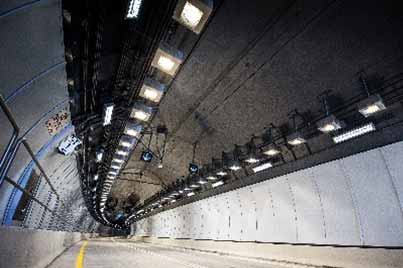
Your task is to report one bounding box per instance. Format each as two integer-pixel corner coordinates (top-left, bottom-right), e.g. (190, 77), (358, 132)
(263, 144), (281, 156)
(316, 114), (344, 133)
(126, 0), (143, 19)
(151, 44), (184, 76)
(173, 0), (213, 34)
(102, 103), (114, 126)
(358, 94), (386, 117)
(119, 135), (136, 148)
(287, 132), (306, 146)
(124, 122), (143, 137)
(130, 103), (153, 122)
(139, 78), (166, 103)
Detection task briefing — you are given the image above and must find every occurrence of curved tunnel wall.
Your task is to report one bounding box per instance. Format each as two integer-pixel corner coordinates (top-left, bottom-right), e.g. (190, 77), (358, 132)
(135, 141), (403, 247)
(0, 0), (97, 231)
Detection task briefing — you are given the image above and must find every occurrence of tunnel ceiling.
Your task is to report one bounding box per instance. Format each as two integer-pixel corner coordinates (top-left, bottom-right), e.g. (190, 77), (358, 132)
(64, 0), (403, 226)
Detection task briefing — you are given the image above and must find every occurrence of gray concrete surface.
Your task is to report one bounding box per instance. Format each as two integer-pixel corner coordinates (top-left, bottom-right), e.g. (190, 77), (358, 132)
(0, 226), (85, 268)
(131, 237), (403, 268)
(48, 238), (304, 268)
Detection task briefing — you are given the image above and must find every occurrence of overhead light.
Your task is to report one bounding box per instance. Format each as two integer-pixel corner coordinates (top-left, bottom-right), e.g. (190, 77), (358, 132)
(212, 180), (224, 188)
(151, 44), (184, 76)
(252, 162), (273, 173)
(190, 184), (200, 188)
(287, 132), (306, 146)
(358, 94), (386, 117)
(108, 170), (118, 175)
(130, 103), (153, 122)
(173, 0), (213, 34)
(112, 158), (124, 164)
(139, 78), (166, 103)
(126, 0), (142, 19)
(119, 135), (136, 148)
(332, 123), (376, 144)
(157, 163), (164, 169)
(229, 164), (241, 171)
(124, 122), (143, 137)
(216, 170), (227, 176)
(263, 144), (281, 156)
(170, 199), (177, 203)
(93, 174), (99, 181)
(110, 164), (121, 170)
(317, 115), (344, 133)
(198, 178), (207, 185)
(184, 186), (191, 191)
(206, 175), (217, 181)
(187, 192), (195, 197)
(103, 103), (114, 126)
(116, 150), (129, 156)
(96, 149), (104, 162)
(178, 190), (184, 194)
(244, 157), (259, 164)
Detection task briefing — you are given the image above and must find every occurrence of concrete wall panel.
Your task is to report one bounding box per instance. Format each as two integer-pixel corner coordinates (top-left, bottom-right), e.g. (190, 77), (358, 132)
(135, 141), (403, 247)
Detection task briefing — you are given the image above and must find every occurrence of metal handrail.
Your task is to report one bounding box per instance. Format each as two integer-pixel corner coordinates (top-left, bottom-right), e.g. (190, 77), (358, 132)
(0, 94), (70, 219)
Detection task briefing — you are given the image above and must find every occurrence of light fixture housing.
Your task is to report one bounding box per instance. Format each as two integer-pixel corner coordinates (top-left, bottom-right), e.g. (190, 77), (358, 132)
(252, 162), (273, 173)
(151, 44), (184, 76)
(124, 122), (143, 137)
(102, 103), (114, 126)
(139, 78), (166, 103)
(316, 114), (345, 133)
(358, 94), (386, 117)
(287, 132), (307, 146)
(130, 103), (153, 122)
(119, 135), (136, 148)
(244, 157), (260, 164)
(126, 0), (142, 19)
(173, 0), (213, 34)
(332, 123), (376, 144)
(263, 144), (281, 156)
(212, 180), (224, 188)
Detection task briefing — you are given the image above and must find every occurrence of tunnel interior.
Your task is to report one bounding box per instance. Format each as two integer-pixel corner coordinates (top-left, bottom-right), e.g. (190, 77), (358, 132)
(1, 0), (403, 267)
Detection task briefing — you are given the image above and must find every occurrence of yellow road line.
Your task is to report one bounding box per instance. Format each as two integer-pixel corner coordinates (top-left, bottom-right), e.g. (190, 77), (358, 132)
(75, 241), (89, 268)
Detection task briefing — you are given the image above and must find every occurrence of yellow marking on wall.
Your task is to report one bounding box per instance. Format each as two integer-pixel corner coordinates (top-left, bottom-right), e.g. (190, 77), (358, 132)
(75, 241), (89, 268)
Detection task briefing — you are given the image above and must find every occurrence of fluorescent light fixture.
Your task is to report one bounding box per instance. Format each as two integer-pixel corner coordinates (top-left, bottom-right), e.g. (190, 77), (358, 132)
(229, 164), (241, 171)
(119, 135), (136, 148)
(139, 78), (166, 103)
(317, 115), (344, 133)
(136, 209), (144, 214)
(184, 186), (191, 191)
(245, 157), (259, 164)
(216, 170), (227, 176)
(170, 199), (177, 203)
(198, 179), (207, 185)
(108, 171), (118, 175)
(93, 174), (99, 181)
(212, 180), (224, 188)
(173, 0), (213, 34)
(130, 103), (153, 122)
(252, 162), (273, 173)
(126, 0), (142, 19)
(332, 123), (376, 144)
(190, 184), (200, 188)
(263, 145), (281, 156)
(358, 94), (386, 117)
(178, 190), (184, 194)
(206, 175), (217, 181)
(116, 150), (129, 156)
(187, 192), (195, 197)
(110, 164), (121, 169)
(287, 132), (306, 146)
(103, 103), (114, 126)
(124, 122), (143, 137)
(151, 44), (184, 76)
